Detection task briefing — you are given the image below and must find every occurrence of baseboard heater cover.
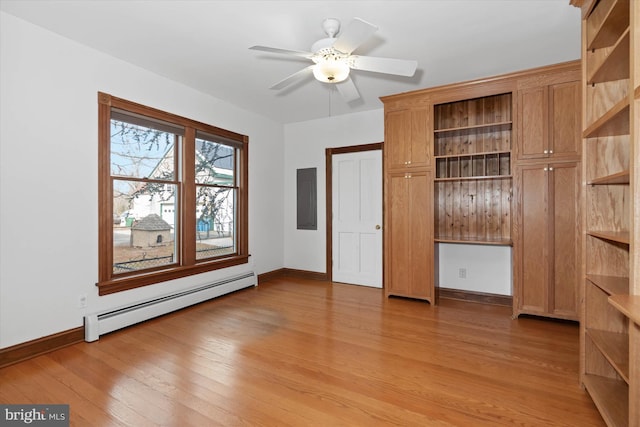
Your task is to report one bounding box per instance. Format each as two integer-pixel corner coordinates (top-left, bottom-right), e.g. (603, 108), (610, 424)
(84, 272), (256, 342)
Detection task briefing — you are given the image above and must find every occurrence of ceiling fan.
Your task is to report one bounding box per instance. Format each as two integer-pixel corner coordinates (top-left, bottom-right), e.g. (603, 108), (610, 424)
(249, 17), (418, 102)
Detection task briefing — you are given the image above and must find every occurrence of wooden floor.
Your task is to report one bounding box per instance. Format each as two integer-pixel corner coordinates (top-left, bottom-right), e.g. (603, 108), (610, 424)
(1, 278), (604, 426)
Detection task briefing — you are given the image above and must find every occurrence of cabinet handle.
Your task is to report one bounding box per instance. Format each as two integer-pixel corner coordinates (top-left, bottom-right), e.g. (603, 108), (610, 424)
(544, 167), (548, 171)
(407, 161), (411, 164)
(375, 225), (381, 230)
(549, 167), (554, 171)
(549, 150), (553, 154)
(543, 149), (548, 154)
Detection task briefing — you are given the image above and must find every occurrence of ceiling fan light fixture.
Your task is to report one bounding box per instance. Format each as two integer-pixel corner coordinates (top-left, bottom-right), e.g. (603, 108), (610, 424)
(313, 57), (350, 84)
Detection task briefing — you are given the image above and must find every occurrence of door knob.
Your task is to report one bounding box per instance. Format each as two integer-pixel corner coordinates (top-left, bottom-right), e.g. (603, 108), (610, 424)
(375, 225), (381, 230)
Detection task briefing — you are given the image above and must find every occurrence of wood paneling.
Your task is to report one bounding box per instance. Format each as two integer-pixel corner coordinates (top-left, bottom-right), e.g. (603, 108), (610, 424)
(0, 279), (606, 426)
(434, 178), (511, 244)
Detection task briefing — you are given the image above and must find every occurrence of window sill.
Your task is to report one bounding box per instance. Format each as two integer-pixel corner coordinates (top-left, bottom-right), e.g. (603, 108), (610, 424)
(96, 255), (250, 295)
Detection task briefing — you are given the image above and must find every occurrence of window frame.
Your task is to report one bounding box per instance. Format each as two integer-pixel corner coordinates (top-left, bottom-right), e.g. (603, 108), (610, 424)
(97, 92), (249, 295)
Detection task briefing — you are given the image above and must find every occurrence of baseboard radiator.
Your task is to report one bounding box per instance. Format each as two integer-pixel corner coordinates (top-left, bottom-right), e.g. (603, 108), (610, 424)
(84, 272), (256, 342)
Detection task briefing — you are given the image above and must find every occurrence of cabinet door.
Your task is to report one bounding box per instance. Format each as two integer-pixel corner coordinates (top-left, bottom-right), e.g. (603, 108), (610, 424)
(517, 87), (548, 160)
(408, 170), (433, 299)
(515, 164), (549, 315)
(385, 109), (411, 170)
(384, 106), (430, 170)
(408, 106), (430, 169)
(549, 162), (580, 319)
(385, 170), (433, 301)
(514, 162), (580, 320)
(549, 81), (581, 159)
(517, 82), (581, 161)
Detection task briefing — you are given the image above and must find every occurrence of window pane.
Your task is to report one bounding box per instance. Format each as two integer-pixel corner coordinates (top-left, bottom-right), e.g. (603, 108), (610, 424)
(111, 119), (176, 180)
(195, 138), (235, 185)
(113, 179), (178, 274)
(195, 186), (236, 260)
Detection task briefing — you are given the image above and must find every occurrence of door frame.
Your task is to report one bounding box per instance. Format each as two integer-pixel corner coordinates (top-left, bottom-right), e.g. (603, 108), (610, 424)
(325, 142), (383, 283)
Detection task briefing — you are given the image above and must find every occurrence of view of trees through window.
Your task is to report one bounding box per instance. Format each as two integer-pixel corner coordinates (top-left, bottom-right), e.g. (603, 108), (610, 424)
(111, 119), (236, 275)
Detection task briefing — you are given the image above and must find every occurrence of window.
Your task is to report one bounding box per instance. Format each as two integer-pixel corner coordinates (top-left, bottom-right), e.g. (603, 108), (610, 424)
(98, 92), (248, 295)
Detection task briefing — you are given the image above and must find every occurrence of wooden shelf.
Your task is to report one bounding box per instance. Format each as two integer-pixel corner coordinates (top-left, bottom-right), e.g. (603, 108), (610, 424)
(583, 374), (629, 427)
(588, 170), (630, 185)
(586, 274), (629, 295)
(586, 0), (630, 50)
(587, 230), (630, 244)
(583, 97), (630, 138)
(434, 121), (512, 136)
(434, 175), (512, 182)
(609, 294), (640, 325)
(588, 28), (630, 84)
(434, 150), (510, 159)
(435, 152), (510, 179)
(434, 237), (512, 246)
(587, 328), (630, 383)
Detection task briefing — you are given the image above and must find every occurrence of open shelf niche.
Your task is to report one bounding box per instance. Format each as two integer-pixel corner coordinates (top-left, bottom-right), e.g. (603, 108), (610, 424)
(433, 93), (512, 245)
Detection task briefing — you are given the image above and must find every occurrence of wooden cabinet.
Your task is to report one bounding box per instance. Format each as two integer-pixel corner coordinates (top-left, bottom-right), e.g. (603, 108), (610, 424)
(517, 80), (581, 161)
(384, 169), (433, 301)
(382, 62), (580, 304)
(513, 161), (580, 320)
(383, 99), (434, 302)
(385, 104), (431, 170)
(512, 61), (582, 321)
(578, 0), (639, 425)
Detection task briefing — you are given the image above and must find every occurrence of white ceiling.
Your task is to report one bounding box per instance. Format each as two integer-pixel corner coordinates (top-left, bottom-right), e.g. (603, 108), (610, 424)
(0, 0), (581, 124)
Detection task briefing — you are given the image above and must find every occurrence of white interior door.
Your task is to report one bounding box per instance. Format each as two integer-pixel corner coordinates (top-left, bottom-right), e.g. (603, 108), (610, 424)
(332, 150), (382, 287)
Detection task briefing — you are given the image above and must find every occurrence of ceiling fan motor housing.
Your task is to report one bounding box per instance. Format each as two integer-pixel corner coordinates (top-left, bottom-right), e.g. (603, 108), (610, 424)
(321, 18), (341, 38)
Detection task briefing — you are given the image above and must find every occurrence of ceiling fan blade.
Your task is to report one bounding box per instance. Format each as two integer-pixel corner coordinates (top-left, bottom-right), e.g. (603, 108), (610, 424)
(335, 77), (361, 102)
(270, 65), (315, 90)
(332, 18), (378, 54)
(249, 45), (313, 59)
(350, 55), (418, 77)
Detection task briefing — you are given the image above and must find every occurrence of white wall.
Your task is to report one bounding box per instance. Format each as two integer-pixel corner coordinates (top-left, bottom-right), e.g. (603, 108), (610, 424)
(437, 244), (512, 296)
(0, 12), (284, 348)
(283, 109), (384, 272)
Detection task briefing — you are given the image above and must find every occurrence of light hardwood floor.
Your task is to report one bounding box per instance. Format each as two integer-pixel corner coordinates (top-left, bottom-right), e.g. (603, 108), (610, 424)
(0, 278), (604, 426)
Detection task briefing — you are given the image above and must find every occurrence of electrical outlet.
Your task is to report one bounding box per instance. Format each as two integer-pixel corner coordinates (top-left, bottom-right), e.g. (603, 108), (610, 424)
(78, 294), (87, 309)
(458, 268), (467, 279)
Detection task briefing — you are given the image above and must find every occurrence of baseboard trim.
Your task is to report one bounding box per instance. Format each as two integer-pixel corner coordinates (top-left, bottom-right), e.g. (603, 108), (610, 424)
(0, 327), (85, 368)
(257, 268), (286, 284)
(438, 287), (512, 307)
(258, 268), (328, 283)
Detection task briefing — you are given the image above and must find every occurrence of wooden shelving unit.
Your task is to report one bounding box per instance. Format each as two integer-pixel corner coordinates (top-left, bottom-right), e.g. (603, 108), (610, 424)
(579, 0), (638, 425)
(433, 93), (512, 244)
